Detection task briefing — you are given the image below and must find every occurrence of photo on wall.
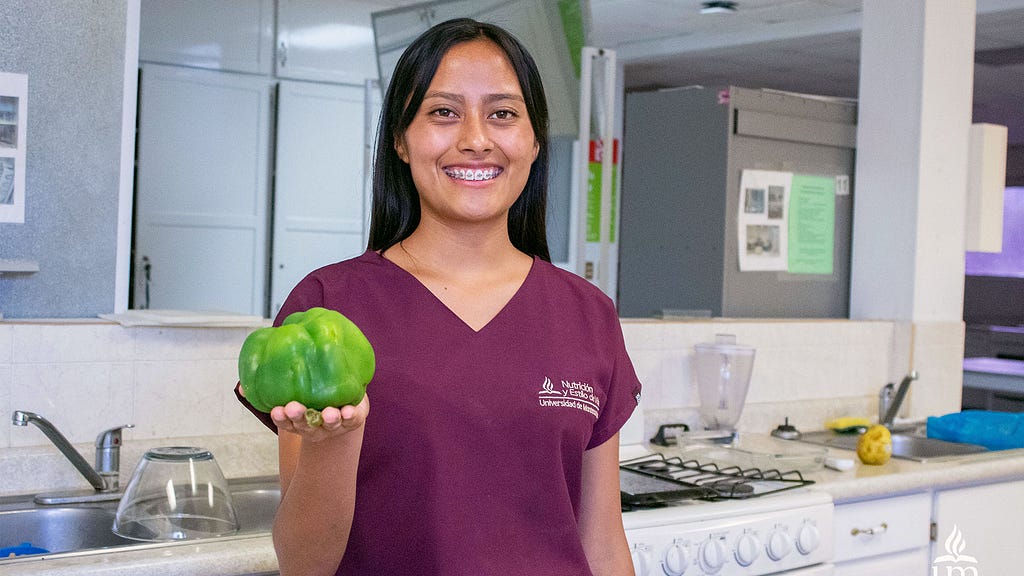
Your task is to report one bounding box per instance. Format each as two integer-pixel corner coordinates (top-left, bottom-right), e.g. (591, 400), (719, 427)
(0, 71), (27, 223)
(745, 224), (780, 257)
(0, 96), (18, 148)
(0, 157), (14, 205)
(744, 187), (765, 214)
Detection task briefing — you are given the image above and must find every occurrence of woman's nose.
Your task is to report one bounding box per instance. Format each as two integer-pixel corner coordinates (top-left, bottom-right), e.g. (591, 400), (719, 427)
(458, 115), (492, 153)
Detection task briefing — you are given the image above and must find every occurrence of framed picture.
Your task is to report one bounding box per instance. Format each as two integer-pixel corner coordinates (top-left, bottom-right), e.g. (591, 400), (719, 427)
(0, 71), (28, 224)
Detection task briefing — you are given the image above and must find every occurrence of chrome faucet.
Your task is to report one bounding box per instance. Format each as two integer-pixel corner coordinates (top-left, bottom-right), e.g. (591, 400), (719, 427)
(12, 410), (133, 499)
(879, 371), (919, 428)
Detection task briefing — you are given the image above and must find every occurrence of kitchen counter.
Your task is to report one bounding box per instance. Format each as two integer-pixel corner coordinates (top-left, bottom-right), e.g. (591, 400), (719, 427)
(4, 446), (1024, 575)
(659, 435), (1024, 504)
(803, 444), (1024, 503)
(0, 532), (277, 576)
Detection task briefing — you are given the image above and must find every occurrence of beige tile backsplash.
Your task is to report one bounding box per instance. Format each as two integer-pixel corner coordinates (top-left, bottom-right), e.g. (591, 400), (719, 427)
(0, 318), (966, 495)
(619, 318), (965, 438)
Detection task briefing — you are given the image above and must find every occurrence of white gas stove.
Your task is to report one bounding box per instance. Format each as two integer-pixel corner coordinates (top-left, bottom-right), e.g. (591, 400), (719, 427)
(619, 413), (834, 575)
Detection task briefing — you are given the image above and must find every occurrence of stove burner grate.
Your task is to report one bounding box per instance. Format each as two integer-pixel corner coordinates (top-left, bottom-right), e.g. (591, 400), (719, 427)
(620, 452), (814, 509)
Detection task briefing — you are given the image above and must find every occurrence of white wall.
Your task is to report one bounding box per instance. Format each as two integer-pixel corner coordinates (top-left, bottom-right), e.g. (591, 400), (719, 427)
(0, 322), (276, 495)
(623, 319), (964, 436)
(0, 319), (964, 496)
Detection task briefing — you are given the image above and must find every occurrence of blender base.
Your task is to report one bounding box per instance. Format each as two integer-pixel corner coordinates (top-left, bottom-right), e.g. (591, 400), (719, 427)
(674, 429), (738, 444)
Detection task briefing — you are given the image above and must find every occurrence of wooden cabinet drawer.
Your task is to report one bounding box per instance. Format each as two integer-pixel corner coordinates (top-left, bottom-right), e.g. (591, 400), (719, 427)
(833, 492), (931, 563)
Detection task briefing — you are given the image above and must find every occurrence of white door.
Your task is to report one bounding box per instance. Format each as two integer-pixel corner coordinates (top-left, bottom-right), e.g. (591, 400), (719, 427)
(932, 480), (1024, 574)
(270, 80), (378, 317)
(134, 64), (275, 315)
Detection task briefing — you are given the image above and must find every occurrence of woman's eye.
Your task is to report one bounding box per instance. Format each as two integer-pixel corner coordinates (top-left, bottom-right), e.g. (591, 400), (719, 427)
(430, 108), (456, 118)
(491, 109), (518, 120)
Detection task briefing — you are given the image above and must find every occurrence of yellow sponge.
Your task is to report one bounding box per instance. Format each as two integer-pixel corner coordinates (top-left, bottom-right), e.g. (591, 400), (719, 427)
(825, 417), (871, 432)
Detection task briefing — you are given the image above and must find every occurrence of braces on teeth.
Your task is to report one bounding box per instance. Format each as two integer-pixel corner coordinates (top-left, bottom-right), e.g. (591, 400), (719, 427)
(446, 168), (500, 181)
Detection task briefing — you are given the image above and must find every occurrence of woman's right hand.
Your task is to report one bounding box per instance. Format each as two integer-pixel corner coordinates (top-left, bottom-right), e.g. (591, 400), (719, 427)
(272, 394), (367, 575)
(270, 394), (369, 443)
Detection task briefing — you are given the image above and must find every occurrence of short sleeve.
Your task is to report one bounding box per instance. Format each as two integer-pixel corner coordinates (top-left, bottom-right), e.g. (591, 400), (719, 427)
(587, 305), (642, 450)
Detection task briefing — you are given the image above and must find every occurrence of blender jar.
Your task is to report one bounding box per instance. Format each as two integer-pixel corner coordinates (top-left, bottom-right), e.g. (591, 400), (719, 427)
(693, 334), (756, 431)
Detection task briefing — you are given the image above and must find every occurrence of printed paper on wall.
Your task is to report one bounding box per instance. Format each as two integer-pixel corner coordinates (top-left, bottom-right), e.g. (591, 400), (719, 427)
(788, 174), (836, 275)
(738, 169), (791, 271)
(0, 72), (27, 224)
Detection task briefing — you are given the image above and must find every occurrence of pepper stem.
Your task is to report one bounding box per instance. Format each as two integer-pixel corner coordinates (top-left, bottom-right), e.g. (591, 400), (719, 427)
(304, 408), (324, 428)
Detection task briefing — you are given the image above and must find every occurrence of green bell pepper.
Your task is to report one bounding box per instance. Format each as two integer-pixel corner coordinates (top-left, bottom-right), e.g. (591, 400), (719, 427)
(238, 307), (375, 427)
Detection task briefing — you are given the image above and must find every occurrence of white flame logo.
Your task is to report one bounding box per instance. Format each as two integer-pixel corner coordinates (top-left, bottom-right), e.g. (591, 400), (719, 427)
(934, 524), (978, 564)
(539, 377), (562, 395)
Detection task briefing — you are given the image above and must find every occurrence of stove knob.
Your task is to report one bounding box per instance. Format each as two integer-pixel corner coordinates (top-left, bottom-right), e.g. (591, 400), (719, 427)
(698, 538), (728, 574)
(630, 543), (652, 576)
(662, 541), (689, 575)
(766, 529), (793, 561)
(796, 522), (821, 555)
(734, 532), (761, 567)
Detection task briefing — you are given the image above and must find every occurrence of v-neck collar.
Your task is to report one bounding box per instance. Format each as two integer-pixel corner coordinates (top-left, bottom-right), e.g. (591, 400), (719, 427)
(371, 249), (538, 334)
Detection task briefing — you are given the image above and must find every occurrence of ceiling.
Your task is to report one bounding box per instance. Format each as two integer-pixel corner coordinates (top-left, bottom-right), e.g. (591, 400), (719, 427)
(586, 0), (1024, 144)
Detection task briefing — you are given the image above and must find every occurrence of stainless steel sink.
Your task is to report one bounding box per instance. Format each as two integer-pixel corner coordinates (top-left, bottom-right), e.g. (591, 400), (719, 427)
(795, 429), (989, 462)
(229, 481), (281, 533)
(0, 507), (134, 554)
(0, 476), (280, 561)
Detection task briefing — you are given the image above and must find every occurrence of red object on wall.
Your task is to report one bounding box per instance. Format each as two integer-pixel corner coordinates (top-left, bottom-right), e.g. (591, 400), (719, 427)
(588, 139), (619, 164)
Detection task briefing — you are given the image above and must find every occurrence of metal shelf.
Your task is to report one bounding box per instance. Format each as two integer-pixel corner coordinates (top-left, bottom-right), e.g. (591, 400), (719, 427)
(0, 259), (39, 274)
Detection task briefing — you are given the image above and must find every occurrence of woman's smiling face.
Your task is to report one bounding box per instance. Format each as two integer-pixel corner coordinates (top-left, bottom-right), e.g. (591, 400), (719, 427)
(395, 38), (539, 230)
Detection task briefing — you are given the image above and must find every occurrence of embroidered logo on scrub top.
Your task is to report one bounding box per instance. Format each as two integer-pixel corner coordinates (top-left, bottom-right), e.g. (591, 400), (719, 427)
(537, 377), (600, 419)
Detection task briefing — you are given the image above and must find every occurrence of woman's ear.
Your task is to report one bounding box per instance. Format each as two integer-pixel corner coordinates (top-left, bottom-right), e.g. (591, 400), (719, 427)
(394, 137), (410, 163)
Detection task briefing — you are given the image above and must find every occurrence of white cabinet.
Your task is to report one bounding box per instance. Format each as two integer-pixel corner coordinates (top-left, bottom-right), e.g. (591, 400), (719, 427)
(134, 64), (275, 315)
(276, 0), (386, 84)
(832, 548), (931, 576)
(832, 492), (932, 576)
(136, 1), (383, 316)
(134, 69), (380, 317)
(932, 479), (1024, 574)
(832, 479), (1024, 576)
(139, 0), (390, 84)
(270, 80), (379, 316)
(139, 0), (275, 74)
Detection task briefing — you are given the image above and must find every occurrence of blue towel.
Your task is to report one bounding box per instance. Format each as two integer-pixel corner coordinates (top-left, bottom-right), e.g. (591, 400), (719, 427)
(927, 410), (1024, 451)
(0, 542), (49, 557)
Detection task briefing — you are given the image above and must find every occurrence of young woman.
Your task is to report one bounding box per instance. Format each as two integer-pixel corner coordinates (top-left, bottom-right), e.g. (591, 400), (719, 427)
(237, 18), (640, 576)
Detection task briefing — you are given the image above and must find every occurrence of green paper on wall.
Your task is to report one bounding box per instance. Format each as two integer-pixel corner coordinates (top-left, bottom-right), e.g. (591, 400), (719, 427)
(788, 175), (835, 275)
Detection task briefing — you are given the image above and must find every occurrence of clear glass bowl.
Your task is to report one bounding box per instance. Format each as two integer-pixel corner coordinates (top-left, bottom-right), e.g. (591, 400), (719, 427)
(112, 447), (239, 541)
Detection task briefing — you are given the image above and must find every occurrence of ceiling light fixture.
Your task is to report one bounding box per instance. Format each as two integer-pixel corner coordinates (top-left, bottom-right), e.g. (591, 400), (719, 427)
(701, 1), (738, 15)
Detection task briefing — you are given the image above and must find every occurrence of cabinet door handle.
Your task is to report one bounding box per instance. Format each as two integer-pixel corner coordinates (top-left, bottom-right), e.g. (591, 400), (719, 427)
(278, 41), (288, 67)
(851, 522), (888, 536)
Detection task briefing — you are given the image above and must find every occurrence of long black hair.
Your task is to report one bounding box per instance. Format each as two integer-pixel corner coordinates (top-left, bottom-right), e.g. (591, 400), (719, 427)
(367, 18), (551, 261)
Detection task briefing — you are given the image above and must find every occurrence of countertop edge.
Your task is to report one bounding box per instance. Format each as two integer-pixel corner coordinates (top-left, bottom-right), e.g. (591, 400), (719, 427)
(811, 447), (1024, 503)
(0, 535), (276, 576)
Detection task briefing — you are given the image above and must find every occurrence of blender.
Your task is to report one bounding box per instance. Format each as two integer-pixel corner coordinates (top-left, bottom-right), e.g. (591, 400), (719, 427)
(692, 334), (756, 441)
